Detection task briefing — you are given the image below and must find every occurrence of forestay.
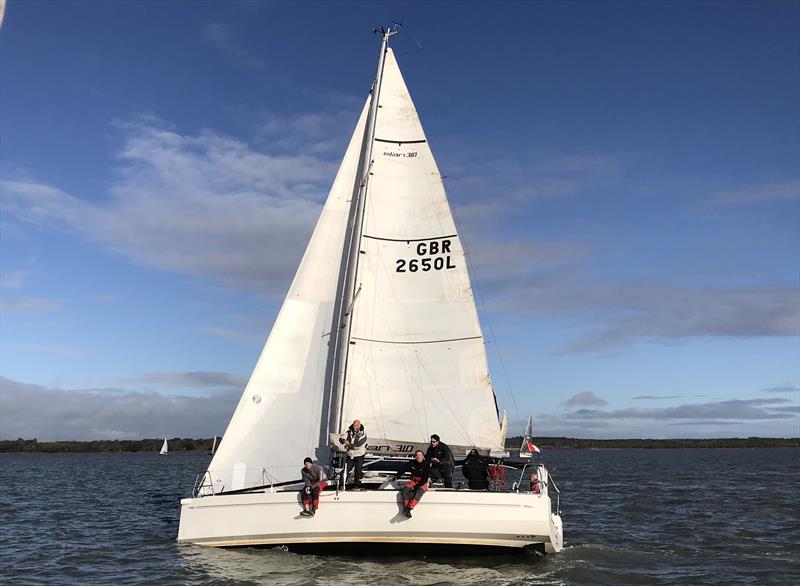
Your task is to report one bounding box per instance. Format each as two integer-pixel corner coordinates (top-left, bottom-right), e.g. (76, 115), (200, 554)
(340, 49), (505, 455)
(204, 101), (370, 493)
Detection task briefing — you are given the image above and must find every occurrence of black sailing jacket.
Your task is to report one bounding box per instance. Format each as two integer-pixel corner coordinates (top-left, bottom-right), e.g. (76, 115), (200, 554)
(400, 459), (430, 485)
(425, 441), (454, 466)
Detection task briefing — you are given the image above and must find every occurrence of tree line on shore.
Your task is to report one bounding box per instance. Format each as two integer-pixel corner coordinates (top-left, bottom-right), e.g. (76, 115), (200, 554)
(1, 436), (798, 453)
(506, 436), (800, 449)
(0, 438), (215, 453)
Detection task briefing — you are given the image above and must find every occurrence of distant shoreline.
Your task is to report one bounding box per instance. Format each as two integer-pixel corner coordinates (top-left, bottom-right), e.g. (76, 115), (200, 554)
(1, 436), (798, 454)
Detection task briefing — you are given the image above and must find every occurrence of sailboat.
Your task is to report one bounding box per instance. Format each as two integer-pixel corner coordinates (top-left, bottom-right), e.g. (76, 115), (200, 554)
(178, 28), (563, 553)
(519, 416), (540, 459)
(209, 435), (218, 456)
(160, 438), (168, 456)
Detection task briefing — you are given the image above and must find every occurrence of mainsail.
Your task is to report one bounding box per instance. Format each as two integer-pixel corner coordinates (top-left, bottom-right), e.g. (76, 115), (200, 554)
(339, 49), (504, 455)
(205, 101), (370, 492)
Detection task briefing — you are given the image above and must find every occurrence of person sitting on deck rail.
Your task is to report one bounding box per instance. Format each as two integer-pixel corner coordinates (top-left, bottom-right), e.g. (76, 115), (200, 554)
(399, 450), (430, 518)
(338, 419), (367, 490)
(462, 448), (490, 490)
(300, 457), (328, 517)
(425, 434), (454, 488)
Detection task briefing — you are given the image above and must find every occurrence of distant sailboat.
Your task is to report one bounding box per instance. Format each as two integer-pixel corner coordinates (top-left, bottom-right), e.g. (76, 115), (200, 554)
(209, 436), (218, 456)
(178, 26), (563, 553)
(519, 416), (541, 459)
(160, 438), (168, 455)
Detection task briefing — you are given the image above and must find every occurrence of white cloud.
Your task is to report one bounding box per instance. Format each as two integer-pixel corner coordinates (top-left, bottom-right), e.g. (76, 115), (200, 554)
(497, 280), (799, 353)
(565, 397), (796, 422)
(201, 326), (264, 344)
(1, 115), (346, 294)
(0, 297), (61, 313)
(127, 371), (247, 389)
(714, 180), (800, 204)
(202, 21), (264, 69)
(762, 385), (800, 394)
(562, 391), (607, 408)
(0, 376), (238, 441)
(633, 395), (687, 400)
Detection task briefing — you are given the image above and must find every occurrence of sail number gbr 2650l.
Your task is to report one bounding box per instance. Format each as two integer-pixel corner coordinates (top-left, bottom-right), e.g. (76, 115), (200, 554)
(396, 239), (456, 273)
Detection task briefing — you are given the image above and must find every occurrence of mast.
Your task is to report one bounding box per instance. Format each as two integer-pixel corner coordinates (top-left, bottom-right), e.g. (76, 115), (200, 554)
(324, 27), (397, 442)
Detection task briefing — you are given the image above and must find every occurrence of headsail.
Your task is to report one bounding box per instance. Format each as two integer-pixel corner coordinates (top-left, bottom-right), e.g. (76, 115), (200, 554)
(205, 100), (370, 492)
(339, 49), (505, 456)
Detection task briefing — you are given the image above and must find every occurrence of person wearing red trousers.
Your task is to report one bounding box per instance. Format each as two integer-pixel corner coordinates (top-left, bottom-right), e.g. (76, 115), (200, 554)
(300, 457), (328, 517)
(399, 450), (430, 518)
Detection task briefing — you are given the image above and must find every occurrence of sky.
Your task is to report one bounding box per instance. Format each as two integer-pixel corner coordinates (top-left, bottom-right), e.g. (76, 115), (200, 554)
(1, 0), (798, 441)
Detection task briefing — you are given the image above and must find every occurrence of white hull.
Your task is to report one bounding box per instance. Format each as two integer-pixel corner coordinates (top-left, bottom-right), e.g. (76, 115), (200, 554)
(178, 487), (563, 553)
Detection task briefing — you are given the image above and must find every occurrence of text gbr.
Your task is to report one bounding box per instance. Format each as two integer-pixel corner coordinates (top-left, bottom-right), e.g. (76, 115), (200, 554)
(396, 239), (456, 273)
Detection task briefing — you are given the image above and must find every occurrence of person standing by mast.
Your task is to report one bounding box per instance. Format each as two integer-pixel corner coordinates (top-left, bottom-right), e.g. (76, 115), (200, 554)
(339, 419), (367, 490)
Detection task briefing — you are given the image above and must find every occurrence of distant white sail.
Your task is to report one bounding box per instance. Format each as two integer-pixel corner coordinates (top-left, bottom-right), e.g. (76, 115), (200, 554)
(518, 416), (540, 459)
(205, 100), (370, 492)
(339, 49), (505, 455)
(160, 438), (168, 455)
(210, 435), (218, 455)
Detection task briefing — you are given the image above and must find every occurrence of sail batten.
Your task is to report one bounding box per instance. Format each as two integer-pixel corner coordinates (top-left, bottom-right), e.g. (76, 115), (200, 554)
(351, 335), (482, 345)
(363, 233), (459, 242)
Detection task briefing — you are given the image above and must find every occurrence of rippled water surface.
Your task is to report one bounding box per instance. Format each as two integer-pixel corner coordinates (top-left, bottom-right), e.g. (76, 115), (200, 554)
(2, 448), (798, 584)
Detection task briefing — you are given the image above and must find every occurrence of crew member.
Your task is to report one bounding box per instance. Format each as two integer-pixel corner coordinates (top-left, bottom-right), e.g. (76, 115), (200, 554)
(399, 450), (430, 518)
(462, 448), (490, 490)
(300, 457), (328, 517)
(339, 419), (367, 490)
(530, 471), (541, 494)
(425, 434), (454, 488)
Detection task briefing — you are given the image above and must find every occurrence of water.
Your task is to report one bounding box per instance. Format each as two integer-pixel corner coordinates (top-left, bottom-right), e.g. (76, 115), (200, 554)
(1, 448), (798, 585)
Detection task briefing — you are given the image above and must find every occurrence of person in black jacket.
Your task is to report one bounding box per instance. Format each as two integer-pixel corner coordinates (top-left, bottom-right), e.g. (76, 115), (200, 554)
(398, 450), (430, 518)
(425, 434), (454, 488)
(461, 448), (490, 490)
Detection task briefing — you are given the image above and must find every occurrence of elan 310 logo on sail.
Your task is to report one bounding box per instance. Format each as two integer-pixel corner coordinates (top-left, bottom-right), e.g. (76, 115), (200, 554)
(395, 238), (456, 273)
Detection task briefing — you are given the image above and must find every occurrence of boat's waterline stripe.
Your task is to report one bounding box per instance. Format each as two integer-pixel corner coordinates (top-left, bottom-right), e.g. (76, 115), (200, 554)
(351, 335), (482, 346)
(179, 531), (547, 548)
(374, 138), (427, 144)
(362, 233), (458, 243)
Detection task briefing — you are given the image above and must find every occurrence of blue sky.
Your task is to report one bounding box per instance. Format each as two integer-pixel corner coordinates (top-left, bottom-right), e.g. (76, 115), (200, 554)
(1, 1), (798, 440)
